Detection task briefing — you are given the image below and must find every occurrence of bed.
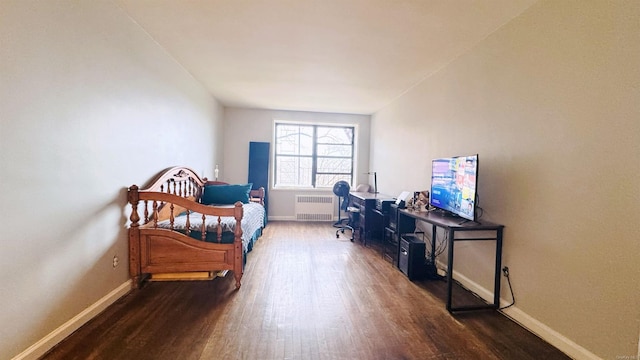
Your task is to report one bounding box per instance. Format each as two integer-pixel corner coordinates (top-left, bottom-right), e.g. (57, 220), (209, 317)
(127, 166), (265, 289)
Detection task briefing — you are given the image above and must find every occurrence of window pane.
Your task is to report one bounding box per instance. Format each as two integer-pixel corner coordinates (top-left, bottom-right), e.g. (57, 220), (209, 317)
(276, 156), (312, 186)
(317, 157), (352, 173)
(274, 122), (354, 188)
(317, 144), (352, 157)
(276, 125), (313, 155)
(316, 174), (352, 188)
(317, 127), (353, 144)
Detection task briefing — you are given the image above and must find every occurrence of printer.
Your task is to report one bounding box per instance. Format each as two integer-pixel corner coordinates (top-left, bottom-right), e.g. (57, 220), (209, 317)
(376, 198), (395, 213)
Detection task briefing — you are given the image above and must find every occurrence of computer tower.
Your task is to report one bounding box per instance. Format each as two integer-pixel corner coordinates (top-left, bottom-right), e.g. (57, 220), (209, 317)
(399, 235), (426, 281)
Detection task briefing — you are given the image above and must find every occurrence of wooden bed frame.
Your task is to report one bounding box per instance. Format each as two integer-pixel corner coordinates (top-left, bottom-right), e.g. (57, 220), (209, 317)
(127, 166), (265, 289)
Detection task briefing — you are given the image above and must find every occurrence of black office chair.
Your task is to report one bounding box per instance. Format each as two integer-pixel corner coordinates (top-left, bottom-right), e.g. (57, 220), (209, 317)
(333, 181), (358, 241)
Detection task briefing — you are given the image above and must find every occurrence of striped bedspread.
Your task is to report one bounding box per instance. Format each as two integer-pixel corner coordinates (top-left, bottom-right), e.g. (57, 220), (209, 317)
(155, 202), (265, 252)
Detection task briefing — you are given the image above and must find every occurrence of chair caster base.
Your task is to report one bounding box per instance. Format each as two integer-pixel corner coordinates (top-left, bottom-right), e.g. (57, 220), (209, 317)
(336, 227), (354, 241)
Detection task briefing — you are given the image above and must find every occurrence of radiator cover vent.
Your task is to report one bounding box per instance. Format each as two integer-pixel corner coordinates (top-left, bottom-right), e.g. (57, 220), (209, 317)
(295, 195), (335, 221)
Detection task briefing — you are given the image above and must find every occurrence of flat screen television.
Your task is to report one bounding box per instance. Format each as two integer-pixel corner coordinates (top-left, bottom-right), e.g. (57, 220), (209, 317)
(429, 154), (479, 221)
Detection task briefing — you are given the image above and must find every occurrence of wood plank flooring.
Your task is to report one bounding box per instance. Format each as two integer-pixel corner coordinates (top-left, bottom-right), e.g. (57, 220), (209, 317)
(41, 221), (569, 360)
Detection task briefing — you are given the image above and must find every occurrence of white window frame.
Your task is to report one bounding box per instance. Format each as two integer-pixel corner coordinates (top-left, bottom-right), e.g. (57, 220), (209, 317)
(273, 120), (357, 189)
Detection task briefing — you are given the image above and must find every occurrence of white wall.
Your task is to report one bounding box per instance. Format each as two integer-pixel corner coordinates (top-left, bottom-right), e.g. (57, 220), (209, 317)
(0, 2), (223, 358)
(223, 107), (371, 220)
(371, 0), (639, 358)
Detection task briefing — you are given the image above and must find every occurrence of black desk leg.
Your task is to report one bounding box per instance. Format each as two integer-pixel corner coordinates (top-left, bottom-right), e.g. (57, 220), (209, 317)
(446, 228), (455, 312)
(447, 228), (503, 312)
(431, 224), (437, 264)
(493, 228), (504, 308)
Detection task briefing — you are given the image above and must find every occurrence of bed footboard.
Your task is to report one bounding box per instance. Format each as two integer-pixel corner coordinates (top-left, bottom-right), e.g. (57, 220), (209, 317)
(136, 229), (241, 286)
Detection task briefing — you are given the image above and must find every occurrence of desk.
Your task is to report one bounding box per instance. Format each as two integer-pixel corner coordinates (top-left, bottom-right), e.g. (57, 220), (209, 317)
(348, 192), (393, 245)
(398, 209), (504, 312)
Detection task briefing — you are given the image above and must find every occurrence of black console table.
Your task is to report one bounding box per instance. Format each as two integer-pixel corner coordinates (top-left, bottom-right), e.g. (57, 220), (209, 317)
(397, 209), (504, 313)
(348, 192), (393, 245)
(384, 203), (416, 265)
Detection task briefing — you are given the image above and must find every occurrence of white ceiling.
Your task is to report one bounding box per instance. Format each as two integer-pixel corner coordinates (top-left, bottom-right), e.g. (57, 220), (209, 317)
(117, 0), (537, 115)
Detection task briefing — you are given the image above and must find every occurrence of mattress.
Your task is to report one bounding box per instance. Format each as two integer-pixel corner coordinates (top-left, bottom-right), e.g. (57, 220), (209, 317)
(154, 202), (265, 253)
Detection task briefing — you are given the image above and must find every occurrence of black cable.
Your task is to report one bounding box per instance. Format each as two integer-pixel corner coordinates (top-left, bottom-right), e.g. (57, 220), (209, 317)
(424, 227), (447, 259)
(499, 268), (516, 310)
(474, 194), (484, 220)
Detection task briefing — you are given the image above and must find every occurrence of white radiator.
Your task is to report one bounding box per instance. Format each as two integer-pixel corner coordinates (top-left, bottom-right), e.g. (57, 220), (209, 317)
(295, 195), (335, 221)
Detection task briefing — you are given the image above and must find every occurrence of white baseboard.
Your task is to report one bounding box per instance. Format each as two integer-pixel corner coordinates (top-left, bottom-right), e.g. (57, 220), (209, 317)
(267, 216), (295, 221)
(268, 216), (302, 221)
(501, 306), (601, 360)
(12, 280), (132, 360)
(439, 263), (601, 360)
(267, 216), (341, 222)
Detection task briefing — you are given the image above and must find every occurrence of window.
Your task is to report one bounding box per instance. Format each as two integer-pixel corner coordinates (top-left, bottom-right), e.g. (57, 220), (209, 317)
(274, 122), (355, 188)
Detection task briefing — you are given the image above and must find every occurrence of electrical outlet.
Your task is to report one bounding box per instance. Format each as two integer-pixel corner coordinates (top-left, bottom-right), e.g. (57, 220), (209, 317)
(112, 255), (119, 268)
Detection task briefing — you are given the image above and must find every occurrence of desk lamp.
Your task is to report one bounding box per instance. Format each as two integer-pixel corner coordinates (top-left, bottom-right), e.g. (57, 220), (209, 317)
(366, 171), (378, 194)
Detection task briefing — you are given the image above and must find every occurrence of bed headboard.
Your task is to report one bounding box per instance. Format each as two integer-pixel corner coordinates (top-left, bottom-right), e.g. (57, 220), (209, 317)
(128, 166), (266, 231)
(128, 166), (265, 209)
(140, 166), (206, 198)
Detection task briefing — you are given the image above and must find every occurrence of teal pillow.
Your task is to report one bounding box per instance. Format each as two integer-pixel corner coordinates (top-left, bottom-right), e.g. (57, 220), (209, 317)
(201, 183), (252, 205)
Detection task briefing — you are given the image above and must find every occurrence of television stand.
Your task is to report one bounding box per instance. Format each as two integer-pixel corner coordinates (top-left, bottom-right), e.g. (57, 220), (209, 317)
(429, 208), (459, 218)
(457, 218), (482, 226)
(397, 209), (504, 313)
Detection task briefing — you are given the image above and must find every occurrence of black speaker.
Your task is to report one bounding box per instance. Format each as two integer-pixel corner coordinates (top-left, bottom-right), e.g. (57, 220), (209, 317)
(398, 235), (426, 280)
(248, 142), (270, 221)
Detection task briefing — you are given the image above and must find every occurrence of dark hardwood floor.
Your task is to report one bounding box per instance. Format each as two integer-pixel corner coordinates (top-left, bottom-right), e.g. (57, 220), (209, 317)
(41, 221), (569, 360)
